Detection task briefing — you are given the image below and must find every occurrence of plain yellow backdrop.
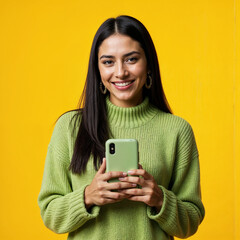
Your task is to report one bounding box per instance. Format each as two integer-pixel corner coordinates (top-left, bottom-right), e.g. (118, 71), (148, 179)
(0, 0), (239, 239)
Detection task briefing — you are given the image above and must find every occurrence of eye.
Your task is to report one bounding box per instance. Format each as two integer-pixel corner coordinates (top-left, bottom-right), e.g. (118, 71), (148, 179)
(102, 60), (114, 65)
(126, 57), (138, 63)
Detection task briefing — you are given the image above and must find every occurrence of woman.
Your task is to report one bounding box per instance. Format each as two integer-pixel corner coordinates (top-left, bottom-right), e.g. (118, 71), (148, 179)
(38, 15), (205, 239)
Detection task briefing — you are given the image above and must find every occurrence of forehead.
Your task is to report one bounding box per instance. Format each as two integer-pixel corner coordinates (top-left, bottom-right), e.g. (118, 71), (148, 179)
(98, 34), (144, 56)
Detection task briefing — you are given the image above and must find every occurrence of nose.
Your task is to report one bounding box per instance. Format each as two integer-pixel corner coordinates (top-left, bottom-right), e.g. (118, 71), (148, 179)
(115, 62), (128, 79)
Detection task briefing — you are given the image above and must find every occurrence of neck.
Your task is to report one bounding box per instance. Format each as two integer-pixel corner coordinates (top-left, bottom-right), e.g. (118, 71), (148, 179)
(106, 96), (159, 128)
(109, 94), (143, 108)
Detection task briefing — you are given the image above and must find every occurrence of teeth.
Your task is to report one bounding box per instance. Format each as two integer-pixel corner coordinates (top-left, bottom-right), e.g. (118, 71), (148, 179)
(114, 81), (132, 87)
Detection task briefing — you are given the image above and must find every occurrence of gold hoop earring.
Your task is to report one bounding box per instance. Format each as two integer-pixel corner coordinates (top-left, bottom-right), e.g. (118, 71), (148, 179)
(145, 74), (152, 89)
(100, 82), (107, 94)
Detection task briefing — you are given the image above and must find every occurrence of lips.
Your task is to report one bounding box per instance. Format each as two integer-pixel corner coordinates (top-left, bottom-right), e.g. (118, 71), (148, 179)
(112, 80), (135, 86)
(111, 80), (135, 90)
(115, 81), (133, 87)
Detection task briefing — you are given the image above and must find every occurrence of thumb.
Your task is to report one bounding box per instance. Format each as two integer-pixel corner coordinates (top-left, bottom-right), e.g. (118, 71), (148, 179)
(98, 158), (106, 174)
(138, 163), (143, 169)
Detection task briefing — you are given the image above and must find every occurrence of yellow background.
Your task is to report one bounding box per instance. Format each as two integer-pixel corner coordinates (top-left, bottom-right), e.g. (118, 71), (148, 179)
(0, 0), (239, 239)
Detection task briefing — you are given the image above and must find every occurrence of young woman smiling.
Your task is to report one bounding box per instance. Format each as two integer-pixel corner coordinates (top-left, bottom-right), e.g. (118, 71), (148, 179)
(38, 15), (205, 240)
(98, 34), (148, 107)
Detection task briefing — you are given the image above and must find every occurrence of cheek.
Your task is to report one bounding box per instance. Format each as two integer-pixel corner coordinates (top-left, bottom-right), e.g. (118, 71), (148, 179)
(132, 64), (147, 80)
(99, 67), (113, 82)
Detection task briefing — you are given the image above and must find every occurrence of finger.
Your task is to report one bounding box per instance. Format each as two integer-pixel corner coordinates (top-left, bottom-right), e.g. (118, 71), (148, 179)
(97, 198), (124, 206)
(101, 191), (129, 200)
(127, 169), (152, 180)
(98, 158), (106, 174)
(138, 164), (143, 169)
(102, 171), (127, 181)
(105, 182), (137, 190)
(119, 176), (145, 186)
(127, 195), (147, 203)
(119, 188), (144, 195)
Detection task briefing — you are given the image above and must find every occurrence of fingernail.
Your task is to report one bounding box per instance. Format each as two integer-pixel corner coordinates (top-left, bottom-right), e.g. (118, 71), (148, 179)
(128, 170), (134, 175)
(132, 183), (137, 187)
(119, 178), (124, 181)
(122, 172), (127, 176)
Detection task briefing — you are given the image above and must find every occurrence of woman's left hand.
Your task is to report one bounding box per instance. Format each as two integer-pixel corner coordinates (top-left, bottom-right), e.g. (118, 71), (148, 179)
(118, 164), (163, 212)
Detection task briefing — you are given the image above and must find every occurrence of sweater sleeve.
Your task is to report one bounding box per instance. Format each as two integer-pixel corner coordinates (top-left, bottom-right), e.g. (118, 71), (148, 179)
(147, 120), (205, 238)
(38, 113), (100, 234)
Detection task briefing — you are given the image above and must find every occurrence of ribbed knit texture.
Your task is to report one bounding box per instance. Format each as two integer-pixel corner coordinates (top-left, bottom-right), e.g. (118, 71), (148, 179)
(38, 97), (205, 239)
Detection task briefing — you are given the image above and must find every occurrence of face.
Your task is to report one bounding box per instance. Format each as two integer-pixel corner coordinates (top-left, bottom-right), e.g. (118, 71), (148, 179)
(98, 34), (148, 107)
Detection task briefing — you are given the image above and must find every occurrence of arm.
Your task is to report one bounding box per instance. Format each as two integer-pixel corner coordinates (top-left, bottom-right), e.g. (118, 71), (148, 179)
(38, 113), (135, 233)
(119, 122), (205, 238)
(147, 122), (205, 238)
(37, 113), (100, 234)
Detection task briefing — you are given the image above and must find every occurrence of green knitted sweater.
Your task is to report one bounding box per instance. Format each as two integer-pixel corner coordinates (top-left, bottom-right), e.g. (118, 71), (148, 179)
(38, 97), (205, 240)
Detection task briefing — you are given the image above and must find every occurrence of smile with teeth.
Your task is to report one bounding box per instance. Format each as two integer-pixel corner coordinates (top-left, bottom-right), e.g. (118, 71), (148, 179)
(113, 81), (134, 86)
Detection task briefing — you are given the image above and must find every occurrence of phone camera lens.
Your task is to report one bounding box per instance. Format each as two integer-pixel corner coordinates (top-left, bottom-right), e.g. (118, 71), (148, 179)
(109, 143), (115, 154)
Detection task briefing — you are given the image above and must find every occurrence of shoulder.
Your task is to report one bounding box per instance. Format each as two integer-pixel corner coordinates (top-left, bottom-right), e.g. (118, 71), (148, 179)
(56, 110), (80, 125)
(156, 110), (198, 155)
(55, 110), (80, 131)
(49, 110), (80, 147)
(153, 108), (194, 135)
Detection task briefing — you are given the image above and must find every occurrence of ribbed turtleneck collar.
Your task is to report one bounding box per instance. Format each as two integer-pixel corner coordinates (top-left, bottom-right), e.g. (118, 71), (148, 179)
(106, 96), (159, 128)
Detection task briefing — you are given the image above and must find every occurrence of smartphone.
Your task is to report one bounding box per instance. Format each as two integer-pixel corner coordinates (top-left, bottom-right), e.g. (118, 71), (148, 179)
(106, 139), (139, 183)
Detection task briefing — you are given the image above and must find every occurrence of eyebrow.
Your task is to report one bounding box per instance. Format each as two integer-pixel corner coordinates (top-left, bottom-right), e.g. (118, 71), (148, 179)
(99, 51), (141, 60)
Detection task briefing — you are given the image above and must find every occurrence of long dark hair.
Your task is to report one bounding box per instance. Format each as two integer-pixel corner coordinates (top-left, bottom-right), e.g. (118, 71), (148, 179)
(68, 15), (172, 174)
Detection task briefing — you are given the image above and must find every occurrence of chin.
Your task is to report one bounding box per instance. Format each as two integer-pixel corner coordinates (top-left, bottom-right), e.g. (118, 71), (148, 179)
(116, 95), (134, 102)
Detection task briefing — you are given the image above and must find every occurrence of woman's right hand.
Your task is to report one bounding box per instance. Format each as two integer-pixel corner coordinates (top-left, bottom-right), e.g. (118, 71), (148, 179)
(84, 158), (136, 209)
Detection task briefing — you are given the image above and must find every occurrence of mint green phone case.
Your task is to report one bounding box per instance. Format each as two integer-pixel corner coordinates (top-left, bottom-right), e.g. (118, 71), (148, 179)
(106, 139), (139, 183)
